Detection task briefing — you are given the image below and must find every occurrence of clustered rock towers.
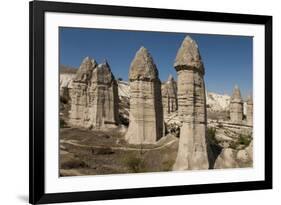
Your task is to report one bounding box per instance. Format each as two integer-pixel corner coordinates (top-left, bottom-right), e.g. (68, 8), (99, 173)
(69, 57), (119, 129)
(125, 47), (164, 144)
(229, 85), (253, 126)
(66, 35), (253, 171)
(161, 75), (178, 115)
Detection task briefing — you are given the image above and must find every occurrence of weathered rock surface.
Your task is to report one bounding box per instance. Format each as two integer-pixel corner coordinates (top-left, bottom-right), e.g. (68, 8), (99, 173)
(214, 141), (253, 168)
(60, 73), (75, 103)
(162, 75), (178, 115)
(230, 85), (243, 124)
(69, 57), (119, 129)
(125, 47), (164, 144)
(214, 148), (239, 169)
(87, 62), (120, 128)
(173, 36), (209, 170)
(237, 141), (253, 163)
(69, 57), (95, 127)
(246, 95), (253, 126)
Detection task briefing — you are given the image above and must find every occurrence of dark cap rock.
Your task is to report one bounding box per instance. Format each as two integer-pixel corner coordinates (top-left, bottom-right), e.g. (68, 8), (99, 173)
(74, 56), (96, 83)
(174, 35), (204, 74)
(129, 47), (159, 81)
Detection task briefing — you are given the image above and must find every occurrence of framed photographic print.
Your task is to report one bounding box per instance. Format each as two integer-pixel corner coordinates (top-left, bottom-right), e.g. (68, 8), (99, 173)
(29, 0), (272, 204)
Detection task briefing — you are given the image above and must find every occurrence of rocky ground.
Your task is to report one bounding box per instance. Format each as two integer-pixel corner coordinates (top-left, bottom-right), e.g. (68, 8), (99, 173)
(59, 122), (252, 176)
(60, 127), (178, 176)
(59, 70), (253, 176)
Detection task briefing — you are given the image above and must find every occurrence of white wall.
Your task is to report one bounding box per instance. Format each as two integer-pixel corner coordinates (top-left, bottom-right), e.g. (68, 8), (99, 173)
(0, 0), (279, 204)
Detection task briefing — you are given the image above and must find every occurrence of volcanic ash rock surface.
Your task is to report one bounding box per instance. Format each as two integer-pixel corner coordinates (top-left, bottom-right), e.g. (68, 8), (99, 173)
(161, 75), (178, 115)
(229, 85), (243, 124)
(246, 95), (253, 126)
(125, 47), (164, 144)
(69, 57), (119, 129)
(172, 35), (209, 170)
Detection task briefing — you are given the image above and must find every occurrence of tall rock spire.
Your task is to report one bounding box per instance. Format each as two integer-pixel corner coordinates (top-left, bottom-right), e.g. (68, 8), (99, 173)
(87, 62), (119, 128)
(69, 57), (96, 127)
(125, 47), (164, 144)
(69, 57), (119, 129)
(246, 95), (253, 126)
(161, 75), (178, 115)
(230, 85), (243, 124)
(74, 56), (96, 83)
(173, 36), (209, 170)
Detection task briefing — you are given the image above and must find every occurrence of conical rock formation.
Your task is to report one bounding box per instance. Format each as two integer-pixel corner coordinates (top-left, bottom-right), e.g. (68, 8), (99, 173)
(246, 95), (253, 126)
(69, 57), (119, 129)
(87, 61), (119, 128)
(230, 85), (243, 124)
(173, 36), (209, 170)
(125, 47), (164, 144)
(161, 75), (178, 115)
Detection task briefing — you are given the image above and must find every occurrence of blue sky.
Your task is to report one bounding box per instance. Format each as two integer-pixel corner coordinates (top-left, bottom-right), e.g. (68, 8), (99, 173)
(59, 27), (253, 98)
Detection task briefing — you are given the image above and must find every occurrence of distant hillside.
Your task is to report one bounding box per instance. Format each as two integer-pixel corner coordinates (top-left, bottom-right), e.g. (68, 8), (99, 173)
(60, 65), (77, 74)
(59, 71), (248, 116)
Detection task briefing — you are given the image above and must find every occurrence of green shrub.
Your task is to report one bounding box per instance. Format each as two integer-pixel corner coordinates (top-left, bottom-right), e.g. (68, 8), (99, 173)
(229, 134), (251, 149)
(124, 154), (145, 173)
(207, 127), (218, 144)
(237, 134), (251, 146)
(162, 160), (175, 171)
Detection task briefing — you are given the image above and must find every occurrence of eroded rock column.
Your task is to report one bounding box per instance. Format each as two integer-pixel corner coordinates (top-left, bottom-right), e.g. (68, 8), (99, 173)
(161, 75), (178, 115)
(173, 36), (209, 170)
(87, 61), (119, 129)
(125, 47), (164, 144)
(246, 95), (253, 126)
(69, 57), (119, 129)
(230, 85), (243, 124)
(69, 57), (96, 127)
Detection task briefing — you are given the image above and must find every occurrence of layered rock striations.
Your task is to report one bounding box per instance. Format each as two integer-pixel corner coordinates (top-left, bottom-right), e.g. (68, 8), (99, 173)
(69, 57), (119, 129)
(162, 75), (178, 115)
(246, 95), (253, 126)
(125, 47), (164, 144)
(173, 36), (209, 170)
(87, 61), (120, 128)
(69, 57), (95, 127)
(229, 85), (243, 124)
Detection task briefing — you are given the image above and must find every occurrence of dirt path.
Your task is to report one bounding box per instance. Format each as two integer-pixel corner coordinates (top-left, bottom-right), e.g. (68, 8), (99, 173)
(61, 138), (178, 151)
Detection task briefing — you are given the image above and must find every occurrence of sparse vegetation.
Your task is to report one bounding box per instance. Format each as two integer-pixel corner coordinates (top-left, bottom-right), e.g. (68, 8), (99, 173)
(60, 156), (88, 169)
(165, 122), (180, 137)
(123, 153), (145, 173)
(229, 134), (252, 149)
(207, 127), (218, 144)
(162, 160), (175, 171)
(237, 134), (252, 146)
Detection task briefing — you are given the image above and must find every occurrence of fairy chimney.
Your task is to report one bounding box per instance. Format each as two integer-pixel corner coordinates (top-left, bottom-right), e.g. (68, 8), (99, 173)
(161, 75), (178, 115)
(173, 36), (209, 170)
(87, 61), (119, 128)
(69, 57), (119, 129)
(69, 57), (96, 127)
(246, 95), (253, 126)
(125, 47), (164, 144)
(230, 85), (243, 124)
